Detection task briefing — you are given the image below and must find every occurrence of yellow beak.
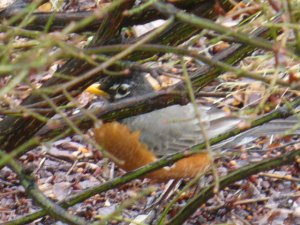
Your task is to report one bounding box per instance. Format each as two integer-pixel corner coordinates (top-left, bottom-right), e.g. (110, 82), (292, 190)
(85, 83), (110, 98)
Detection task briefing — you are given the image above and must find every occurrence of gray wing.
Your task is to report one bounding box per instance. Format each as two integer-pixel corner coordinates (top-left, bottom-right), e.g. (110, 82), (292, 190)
(121, 103), (241, 155)
(122, 103), (300, 154)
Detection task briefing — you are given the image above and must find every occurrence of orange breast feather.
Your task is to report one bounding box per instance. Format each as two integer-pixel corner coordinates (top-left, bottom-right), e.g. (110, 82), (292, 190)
(94, 122), (211, 181)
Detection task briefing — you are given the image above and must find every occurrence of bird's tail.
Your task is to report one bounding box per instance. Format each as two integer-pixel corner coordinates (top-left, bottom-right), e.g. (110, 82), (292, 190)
(211, 114), (300, 149)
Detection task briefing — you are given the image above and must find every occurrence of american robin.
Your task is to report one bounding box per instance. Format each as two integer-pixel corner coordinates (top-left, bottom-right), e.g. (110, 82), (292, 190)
(89, 73), (300, 181)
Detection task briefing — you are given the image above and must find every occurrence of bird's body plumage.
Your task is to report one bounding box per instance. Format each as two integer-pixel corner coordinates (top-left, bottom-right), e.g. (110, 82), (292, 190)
(91, 73), (300, 181)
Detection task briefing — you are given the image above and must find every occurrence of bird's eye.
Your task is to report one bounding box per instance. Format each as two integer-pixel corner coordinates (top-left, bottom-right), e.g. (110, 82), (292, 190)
(115, 83), (131, 99)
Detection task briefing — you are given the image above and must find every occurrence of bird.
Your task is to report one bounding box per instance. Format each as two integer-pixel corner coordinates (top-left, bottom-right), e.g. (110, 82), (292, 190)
(88, 72), (300, 181)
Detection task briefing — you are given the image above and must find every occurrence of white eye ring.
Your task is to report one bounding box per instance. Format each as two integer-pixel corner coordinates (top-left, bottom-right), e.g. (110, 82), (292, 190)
(114, 83), (131, 99)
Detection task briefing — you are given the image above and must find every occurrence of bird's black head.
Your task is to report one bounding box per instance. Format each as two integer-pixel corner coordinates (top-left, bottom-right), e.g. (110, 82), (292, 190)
(99, 72), (155, 101)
